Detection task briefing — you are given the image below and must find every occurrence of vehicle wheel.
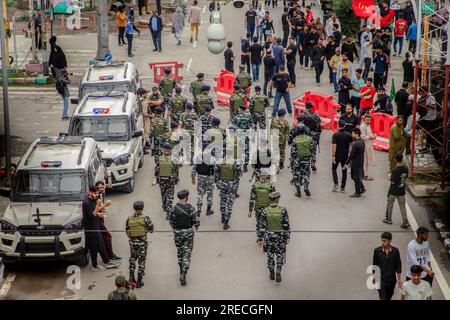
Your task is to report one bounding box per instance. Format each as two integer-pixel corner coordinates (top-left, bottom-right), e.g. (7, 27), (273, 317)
(76, 250), (89, 267)
(138, 149), (144, 168)
(123, 176), (135, 193)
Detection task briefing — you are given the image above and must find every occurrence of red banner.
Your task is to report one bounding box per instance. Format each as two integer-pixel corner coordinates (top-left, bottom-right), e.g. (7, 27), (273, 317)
(352, 0), (376, 18)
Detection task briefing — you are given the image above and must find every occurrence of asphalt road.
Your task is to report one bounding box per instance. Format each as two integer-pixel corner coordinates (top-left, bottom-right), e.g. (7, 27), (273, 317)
(0, 2), (449, 300)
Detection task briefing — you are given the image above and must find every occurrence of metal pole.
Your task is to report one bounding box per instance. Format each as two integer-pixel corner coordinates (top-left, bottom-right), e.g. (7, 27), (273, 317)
(40, 0), (48, 74)
(29, 0), (37, 62)
(12, 16), (17, 70)
(415, 0), (423, 61)
(0, 0), (11, 186)
(2, 0), (9, 68)
(410, 59), (420, 177)
(95, 0), (110, 61)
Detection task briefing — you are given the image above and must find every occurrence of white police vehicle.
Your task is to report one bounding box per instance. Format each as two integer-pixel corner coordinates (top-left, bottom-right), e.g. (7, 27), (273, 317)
(68, 92), (144, 193)
(77, 61), (141, 100)
(0, 136), (106, 266)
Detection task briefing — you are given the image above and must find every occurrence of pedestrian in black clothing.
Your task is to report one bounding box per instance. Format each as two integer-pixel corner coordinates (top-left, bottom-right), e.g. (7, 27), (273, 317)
(241, 33), (252, 74)
(345, 128), (365, 198)
(402, 52), (414, 93)
(82, 186), (119, 270)
(338, 69), (352, 110)
(224, 41), (235, 73)
(324, 36), (337, 84)
(402, 1), (414, 26)
(339, 104), (360, 134)
(332, 23), (342, 46)
(306, 27), (319, 69)
(263, 49), (276, 97)
(285, 37), (297, 86)
(395, 82), (410, 118)
(282, 7), (290, 47)
(372, 232), (403, 300)
(48, 36), (67, 78)
(331, 120), (352, 192)
(311, 38), (325, 85)
(250, 37), (264, 81)
(298, 25), (309, 68)
(341, 36), (359, 63)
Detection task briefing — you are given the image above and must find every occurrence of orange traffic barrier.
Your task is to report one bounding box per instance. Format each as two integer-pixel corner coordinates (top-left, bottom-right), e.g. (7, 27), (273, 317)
(292, 91), (340, 129)
(148, 61), (184, 83)
(370, 111), (397, 151)
(332, 113), (341, 132)
(213, 69), (250, 107)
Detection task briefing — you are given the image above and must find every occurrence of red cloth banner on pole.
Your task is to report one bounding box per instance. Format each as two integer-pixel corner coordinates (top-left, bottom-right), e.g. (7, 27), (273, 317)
(352, 0), (376, 18)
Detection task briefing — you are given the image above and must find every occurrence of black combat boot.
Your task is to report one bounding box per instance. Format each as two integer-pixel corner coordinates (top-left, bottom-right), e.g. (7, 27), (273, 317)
(221, 215), (225, 223)
(275, 272), (281, 282)
(206, 205), (214, 216)
(279, 161), (284, 169)
(197, 209), (201, 217)
(235, 192), (240, 198)
(223, 220), (230, 230)
(180, 271), (187, 286)
(304, 187), (311, 197)
(165, 211), (170, 220)
(136, 275), (144, 288)
(311, 163), (317, 172)
(295, 189), (302, 197)
(269, 269), (275, 280)
(243, 164), (248, 172)
(129, 272), (136, 285)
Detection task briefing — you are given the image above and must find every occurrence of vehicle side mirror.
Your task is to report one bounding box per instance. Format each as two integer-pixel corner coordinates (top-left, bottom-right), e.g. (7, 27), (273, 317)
(70, 98), (79, 105)
(132, 130), (143, 138)
(0, 187), (11, 198)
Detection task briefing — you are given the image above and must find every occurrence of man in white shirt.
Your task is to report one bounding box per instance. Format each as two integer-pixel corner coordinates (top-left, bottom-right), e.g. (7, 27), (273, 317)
(359, 26), (373, 69)
(325, 15), (341, 38)
(406, 226), (434, 286)
(401, 265), (433, 300)
(255, 3), (265, 41)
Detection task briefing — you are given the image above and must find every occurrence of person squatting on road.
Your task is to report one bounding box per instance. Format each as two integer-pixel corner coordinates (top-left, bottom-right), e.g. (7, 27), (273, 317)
(126, 201), (154, 288)
(259, 191), (290, 283)
(169, 190), (200, 286)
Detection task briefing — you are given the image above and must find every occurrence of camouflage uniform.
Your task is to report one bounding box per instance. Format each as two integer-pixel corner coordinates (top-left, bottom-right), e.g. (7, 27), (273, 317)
(126, 213), (154, 279)
(249, 180), (276, 241)
(235, 70), (252, 94)
(191, 154), (215, 214)
(190, 80), (204, 100)
(149, 115), (169, 159)
(249, 93), (269, 129)
(270, 117), (290, 166)
(180, 110), (199, 162)
(231, 111), (255, 165)
(195, 93), (214, 116)
(290, 134), (314, 193)
(170, 94), (187, 123)
(301, 110), (322, 168)
(260, 204), (290, 273)
(169, 202), (199, 272)
(215, 163), (243, 223)
(199, 113), (215, 135)
(159, 75), (177, 109)
(229, 92), (248, 120)
(147, 93), (164, 115)
(155, 154), (181, 215)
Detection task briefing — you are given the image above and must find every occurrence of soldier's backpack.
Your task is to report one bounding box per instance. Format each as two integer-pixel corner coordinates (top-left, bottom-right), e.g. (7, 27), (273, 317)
(255, 181), (272, 207)
(191, 80), (203, 98)
(266, 206), (282, 231)
(111, 289), (130, 300)
(172, 95), (185, 114)
(195, 94), (209, 114)
(159, 155), (175, 177)
(153, 117), (166, 136)
(293, 134), (312, 157)
(232, 94), (244, 112)
(126, 215), (147, 238)
(252, 95), (266, 113)
(237, 72), (250, 89)
(219, 164), (236, 181)
(160, 76), (175, 95)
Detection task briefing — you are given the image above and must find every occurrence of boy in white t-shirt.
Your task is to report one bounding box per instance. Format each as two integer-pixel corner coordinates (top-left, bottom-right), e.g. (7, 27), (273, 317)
(406, 226), (434, 286)
(401, 265), (433, 300)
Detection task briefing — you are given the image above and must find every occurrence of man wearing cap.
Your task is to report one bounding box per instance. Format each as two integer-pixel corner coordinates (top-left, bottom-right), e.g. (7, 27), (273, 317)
(301, 101), (322, 172)
(199, 105), (215, 135)
(232, 105), (255, 172)
(108, 275), (137, 300)
(195, 85), (214, 116)
(215, 145), (243, 230)
(149, 106), (169, 159)
(249, 85), (269, 129)
(290, 123), (314, 197)
(270, 108), (290, 169)
(126, 200), (154, 288)
(170, 86), (187, 123)
(249, 169), (276, 242)
(235, 64), (252, 94)
(155, 143), (181, 218)
(190, 73), (205, 100)
(169, 190), (199, 286)
(159, 68), (177, 109)
(192, 142), (216, 216)
(229, 84), (249, 121)
(259, 191), (290, 283)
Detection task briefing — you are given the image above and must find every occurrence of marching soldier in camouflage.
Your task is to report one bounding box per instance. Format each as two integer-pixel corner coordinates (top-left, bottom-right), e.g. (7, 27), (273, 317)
(270, 109), (290, 169)
(301, 102), (322, 172)
(149, 107), (169, 158)
(249, 85), (269, 129)
(170, 86), (187, 123)
(161, 121), (182, 152)
(155, 143), (181, 219)
(158, 67), (177, 110)
(137, 88), (151, 153)
(199, 105), (215, 135)
(147, 87), (165, 117)
(192, 142), (216, 216)
(180, 102), (198, 163)
(259, 192), (290, 283)
(195, 85), (214, 116)
(126, 201), (154, 288)
(215, 148), (243, 230)
(229, 84), (248, 121)
(248, 168), (276, 243)
(234, 64), (252, 94)
(231, 105), (255, 172)
(190, 73), (205, 100)
(210, 117), (227, 152)
(290, 124), (314, 197)
(169, 190), (200, 286)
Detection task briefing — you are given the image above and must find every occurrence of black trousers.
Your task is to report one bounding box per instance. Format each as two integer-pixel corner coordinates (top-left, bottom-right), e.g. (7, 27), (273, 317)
(327, 61), (333, 84)
(306, 46), (314, 67)
(156, 0), (161, 15)
(299, 49), (308, 67)
(351, 165), (365, 194)
(374, 72), (383, 89)
(118, 27), (126, 45)
(287, 59), (296, 85)
(263, 73), (273, 96)
(363, 58), (371, 80)
(282, 28), (289, 48)
(332, 159), (347, 188)
(350, 96), (361, 114)
(241, 55), (251, 74)
(126, 34), (133, 55)
(406, 274), (434, 287)
(378, 283), (396, 300)
(314, 62), (324, 84)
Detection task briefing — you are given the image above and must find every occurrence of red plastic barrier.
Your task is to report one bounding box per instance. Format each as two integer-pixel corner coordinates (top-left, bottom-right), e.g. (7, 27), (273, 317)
(332, 113), (341, 132)
(214, 70), (250, 107)
(292, 91), (339, 129)
(148, 61), (184, 83)
(370, 112), (397, 151)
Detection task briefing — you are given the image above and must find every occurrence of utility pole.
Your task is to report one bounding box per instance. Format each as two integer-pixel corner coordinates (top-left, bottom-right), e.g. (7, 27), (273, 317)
(0, 0), (12, 186)
(2, 0), (9, 68)
(29, 0), (38, 62)
(40, 0), (48, 75)
(95, 0), (110, 61)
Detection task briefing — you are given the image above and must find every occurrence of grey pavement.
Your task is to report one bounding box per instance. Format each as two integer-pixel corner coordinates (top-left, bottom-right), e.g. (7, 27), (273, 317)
(1, 2), (449, 300)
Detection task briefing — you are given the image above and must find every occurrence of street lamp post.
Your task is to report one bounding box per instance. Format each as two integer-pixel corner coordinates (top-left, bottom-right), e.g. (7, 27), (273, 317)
(95, 0), (110, 61)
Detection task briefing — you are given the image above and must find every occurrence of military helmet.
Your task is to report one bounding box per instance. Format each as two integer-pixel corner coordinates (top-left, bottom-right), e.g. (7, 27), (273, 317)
(177, 189), (189, 199)
(212, 117), (221, 126)
(186, 102), (194, 109)
(204, 105), (212, 112)
(133, 201), (144, 210)
(278, 108), (286, 116)
(175, 86), (182, 93)
(154, 106), (163, 114)
(163, 143), (173, 149)
(197, 72), (204, 79)
(296, 123), (307, 133)
(164, 67), (172, 74)
(170, 121), (178, 129)
(305, 101), (313, 109)
(202, 84), (211, 91)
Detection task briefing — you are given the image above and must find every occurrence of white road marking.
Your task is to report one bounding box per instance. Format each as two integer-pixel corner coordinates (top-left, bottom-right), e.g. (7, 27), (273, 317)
(193, 41), (198, 48)
(0, 273), (16, 299)
(187, 58), (193, 71)
(406, 202), (450, 300)
(202, 5), (206, 13)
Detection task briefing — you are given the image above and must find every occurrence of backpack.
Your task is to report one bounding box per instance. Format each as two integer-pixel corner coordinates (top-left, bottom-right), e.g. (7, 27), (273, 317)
(153, 117), (166, 136)
(293, 134), (312, 157)
(160, 76), (175, 95)
(111, 289), (130, 300)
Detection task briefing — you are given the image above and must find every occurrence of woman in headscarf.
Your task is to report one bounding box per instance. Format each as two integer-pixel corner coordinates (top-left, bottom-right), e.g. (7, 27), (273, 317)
(48, 36), (67, 78)
(172, 6), (185, 45)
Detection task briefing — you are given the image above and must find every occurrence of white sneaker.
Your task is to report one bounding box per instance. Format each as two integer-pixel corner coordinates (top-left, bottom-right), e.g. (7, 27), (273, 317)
(91, 266), (106, 271)
(105, 262), (120, 269)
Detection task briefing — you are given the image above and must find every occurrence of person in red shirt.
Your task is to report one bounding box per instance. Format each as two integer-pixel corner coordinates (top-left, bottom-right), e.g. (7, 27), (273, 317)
(305, 6), (313, 26)
(393, 13), (408, 56)
(358, 77), (376, 116)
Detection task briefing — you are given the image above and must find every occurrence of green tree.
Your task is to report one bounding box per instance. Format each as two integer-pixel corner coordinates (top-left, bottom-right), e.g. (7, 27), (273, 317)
(332, 0), (362, 37)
